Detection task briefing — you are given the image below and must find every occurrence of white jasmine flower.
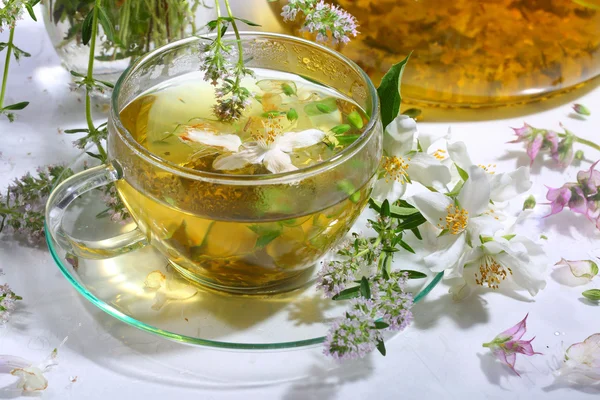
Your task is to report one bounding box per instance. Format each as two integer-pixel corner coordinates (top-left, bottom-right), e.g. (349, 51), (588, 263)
(447, 234), (547, 300)
(408, 166), (503, 272)
(372, 115), (451, 203)
(447, 141), (532, 202)
(182, 119), (325, 174)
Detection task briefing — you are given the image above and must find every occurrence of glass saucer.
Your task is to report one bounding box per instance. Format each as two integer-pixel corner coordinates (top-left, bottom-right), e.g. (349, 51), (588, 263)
(45, 150), (441, 350)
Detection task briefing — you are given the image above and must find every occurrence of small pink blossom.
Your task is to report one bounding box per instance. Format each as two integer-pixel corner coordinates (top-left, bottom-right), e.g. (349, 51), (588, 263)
(482, 314), (542, 376)
(572, 104), (591, 117)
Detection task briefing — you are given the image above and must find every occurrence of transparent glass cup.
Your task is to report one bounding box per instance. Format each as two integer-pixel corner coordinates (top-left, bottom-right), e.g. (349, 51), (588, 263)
(46, 33), (383, 295)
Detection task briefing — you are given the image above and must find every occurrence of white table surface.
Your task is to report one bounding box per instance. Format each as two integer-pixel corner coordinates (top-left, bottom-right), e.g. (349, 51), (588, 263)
(2, 14), (600, 400)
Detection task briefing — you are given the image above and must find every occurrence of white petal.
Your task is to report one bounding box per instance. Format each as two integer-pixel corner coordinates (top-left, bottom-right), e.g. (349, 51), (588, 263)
(447, 141), (473, 171)
(497, 252), (546, 296)
(489, 167), (532, 203)
(213, 144), (267, 170)
(407, 191), (453, 227)
(408, 153), (452, 187)
(371, 178), (406, 204)
(419, 128), (451, 153)
(262, 149), (297, 174)
(467, 215), (504, 238)
(384, 115), (417, 156)
(458, 166), (491, 215)
(11, 366), (48, 392)
(0, 356), (30, 372)
(182, 129), (242, 152)
(448, 279), (473, 301)
(275, 129), (325, 152)
(446, 246), (482, 279)
(144, 270), (166, 290)
(424, 233), (467, 272)
(151, 291), (168, 311)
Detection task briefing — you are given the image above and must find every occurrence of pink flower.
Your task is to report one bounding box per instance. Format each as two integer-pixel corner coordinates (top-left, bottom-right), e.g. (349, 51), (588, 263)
(509, 124), (559, 165)
(482, 314), (542, 376)
(545, 184), (589, 217)
(577, 160), (600, 196)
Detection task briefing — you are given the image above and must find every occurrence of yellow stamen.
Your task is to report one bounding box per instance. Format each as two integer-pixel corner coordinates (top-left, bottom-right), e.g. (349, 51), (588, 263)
(382, 156), (410, 184)
(475, 256), (513, 289)
(254, 118), (282, 145)
(433, 149), (447, 160)
(478, 163), (496, 174)
(437, 204), (468, 234)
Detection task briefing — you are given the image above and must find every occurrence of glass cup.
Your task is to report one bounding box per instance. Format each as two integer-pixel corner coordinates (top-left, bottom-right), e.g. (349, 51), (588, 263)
(46, 32), (382, 295)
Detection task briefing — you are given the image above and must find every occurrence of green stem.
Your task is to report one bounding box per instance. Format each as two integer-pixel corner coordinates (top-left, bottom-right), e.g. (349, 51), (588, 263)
(224, 0), (244, 81)
(85, 0), (108, 161)
(0, 28), (15, 110)
(558, 132), (600, 153)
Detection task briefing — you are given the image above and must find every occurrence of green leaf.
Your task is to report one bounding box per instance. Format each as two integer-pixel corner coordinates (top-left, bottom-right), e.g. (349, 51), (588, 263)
(281, 82), (296, 96)
(2, 102), (29, 111)
(400, 270), (428, 279)
(97, 6), (115, 43)
(360, 276), (371, 299)
(86, 152), (104, 160)
(25, 3), (37, 21)
(70, 70), (86, 78)
(374, 321), (389, 329)
(234, 17), (261, 26)
(337, 179), (356, 196)
(376, 53), (411, 129)
(582, 289), (600, 301)
(402, 108), (422, 118)
(64, 128), (90, 134)
(347, 110), (364, 129)
(447, 180), (465, 197)
(397, 213), (427, 230)
(336, 135), (360, 145)
(261, 110), (285, 118)
(255, 231), (280, 249)
(0, 42), (7, 52)
(332, 286), (360, 300)
(286, 108), (298, 121)
(381, 200), (391, 217)
(368, 199), (418, 218)
(397, 239), (415, 254)
(81, 8), (95, 46)
(331, 124), (351, 135)
(13, 45), (31, 60)
(411, 227), (422, 240)
(540, 235), (548, 240)
(501, 234), (516, 241)
(376, 339), (387, 356)
(480, 235), (494, 243)
(456, 164), (469, 181)
(304, 97), (338, 116)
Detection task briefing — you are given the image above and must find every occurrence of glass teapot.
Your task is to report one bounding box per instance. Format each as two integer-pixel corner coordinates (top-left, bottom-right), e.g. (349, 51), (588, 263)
(257, 0), (600, 107)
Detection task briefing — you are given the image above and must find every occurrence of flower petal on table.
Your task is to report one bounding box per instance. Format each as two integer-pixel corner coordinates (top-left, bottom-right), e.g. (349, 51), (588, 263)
(555, 258), (599, 281)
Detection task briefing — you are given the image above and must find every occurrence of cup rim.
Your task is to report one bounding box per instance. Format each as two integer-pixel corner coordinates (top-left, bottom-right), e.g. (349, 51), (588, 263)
(111, 32), (380, 185)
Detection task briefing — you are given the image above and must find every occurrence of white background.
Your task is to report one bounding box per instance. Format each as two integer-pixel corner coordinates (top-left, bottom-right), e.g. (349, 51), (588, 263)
(1, 10), (600, 400)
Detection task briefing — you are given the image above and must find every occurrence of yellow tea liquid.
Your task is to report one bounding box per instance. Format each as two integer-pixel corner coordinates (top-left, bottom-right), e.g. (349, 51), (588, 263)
(116, 70), (373, 291)
(267, 0), (600, 106)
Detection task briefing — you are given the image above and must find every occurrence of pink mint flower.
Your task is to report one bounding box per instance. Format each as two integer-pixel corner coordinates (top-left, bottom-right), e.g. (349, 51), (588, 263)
(545, 184), (588, 217)
(577, 160), (600, 196)
(509, 123), (558, 165)
(482, 314), (542, 376)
